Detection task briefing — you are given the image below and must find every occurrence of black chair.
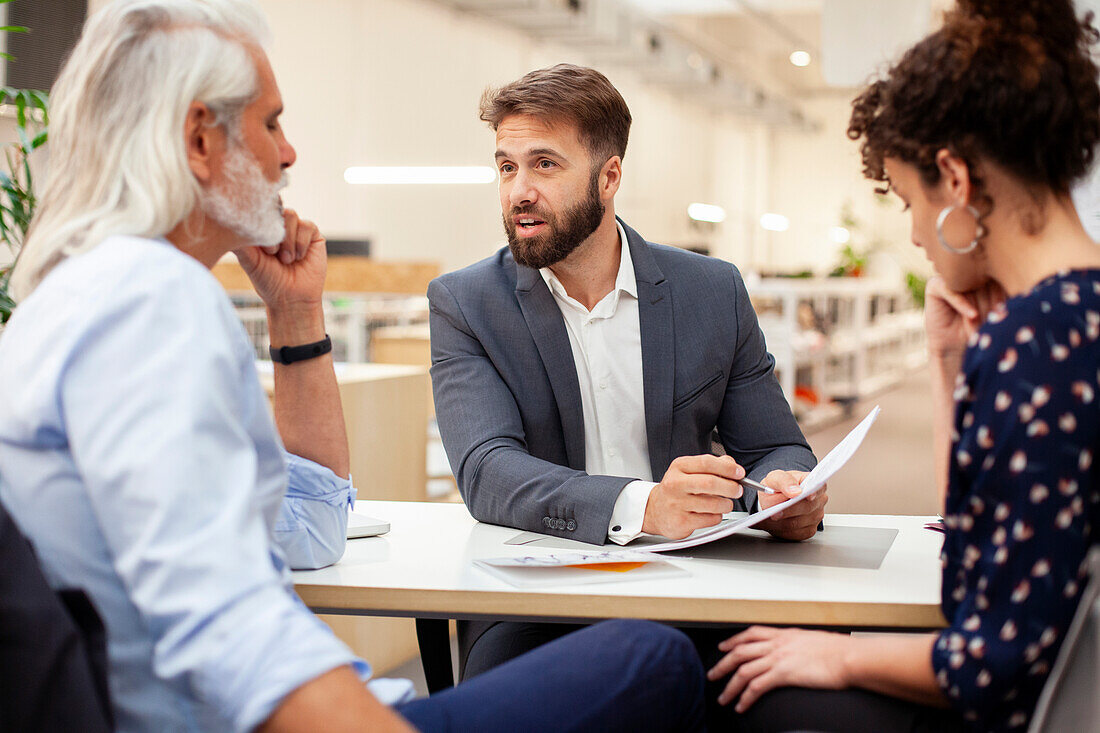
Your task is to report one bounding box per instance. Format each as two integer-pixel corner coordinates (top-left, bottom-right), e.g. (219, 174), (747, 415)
(0, 499), (113, 732)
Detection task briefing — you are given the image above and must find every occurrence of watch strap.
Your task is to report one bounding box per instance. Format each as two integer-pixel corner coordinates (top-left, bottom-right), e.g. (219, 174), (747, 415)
(269, 334), (333, 364)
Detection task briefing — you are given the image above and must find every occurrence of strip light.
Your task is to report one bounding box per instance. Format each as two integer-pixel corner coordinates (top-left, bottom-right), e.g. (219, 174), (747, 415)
(688, 202), (727, 223)
(344, 166), (497, 185)
(760, 213), (790, 232)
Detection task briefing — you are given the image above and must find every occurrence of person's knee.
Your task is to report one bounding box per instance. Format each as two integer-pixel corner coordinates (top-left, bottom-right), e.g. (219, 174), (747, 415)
(597, 619), (702, 683)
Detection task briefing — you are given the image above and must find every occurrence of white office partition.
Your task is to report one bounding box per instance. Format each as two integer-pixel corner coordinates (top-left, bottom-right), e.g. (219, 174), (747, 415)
(1074, 0), (1100, 241)
(1079, 0), (1100, 20)
(1074, 161), (1100, 243)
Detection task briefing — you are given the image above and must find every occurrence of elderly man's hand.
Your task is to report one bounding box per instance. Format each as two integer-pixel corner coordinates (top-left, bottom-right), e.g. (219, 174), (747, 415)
(234, 208), (327, 309)
(753, 470), (826, 541)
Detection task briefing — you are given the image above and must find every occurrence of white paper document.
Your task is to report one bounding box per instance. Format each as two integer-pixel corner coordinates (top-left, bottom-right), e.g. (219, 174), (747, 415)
(640, 405), (882, 553)
(474, 550), (687, 588)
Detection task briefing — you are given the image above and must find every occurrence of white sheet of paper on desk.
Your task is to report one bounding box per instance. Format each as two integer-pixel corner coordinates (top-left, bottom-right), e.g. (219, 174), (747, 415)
(473, 550), (688, 588)
(479, 550), (658, 567)
(642, 405), (881, 553)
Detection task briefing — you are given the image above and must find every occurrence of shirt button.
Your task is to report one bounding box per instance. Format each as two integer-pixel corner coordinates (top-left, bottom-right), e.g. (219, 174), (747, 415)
(609, 448), (617, 457)
(612, 525), (622, 533)
(599, 382), (607, 390)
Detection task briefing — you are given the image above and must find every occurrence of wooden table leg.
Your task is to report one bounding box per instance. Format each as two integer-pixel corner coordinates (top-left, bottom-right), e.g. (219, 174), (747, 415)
(414, 618), (454, 694)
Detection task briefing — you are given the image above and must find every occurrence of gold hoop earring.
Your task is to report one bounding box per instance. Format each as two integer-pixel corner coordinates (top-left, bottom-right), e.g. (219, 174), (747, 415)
(936, 204), (984, 255)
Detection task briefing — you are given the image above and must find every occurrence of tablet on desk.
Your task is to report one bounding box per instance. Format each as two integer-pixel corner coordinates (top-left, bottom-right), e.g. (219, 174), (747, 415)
(347, 512), (390, 539)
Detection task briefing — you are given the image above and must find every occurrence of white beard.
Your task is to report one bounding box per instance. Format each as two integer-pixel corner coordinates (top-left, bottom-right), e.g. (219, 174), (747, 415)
(203, 143), (287, 247)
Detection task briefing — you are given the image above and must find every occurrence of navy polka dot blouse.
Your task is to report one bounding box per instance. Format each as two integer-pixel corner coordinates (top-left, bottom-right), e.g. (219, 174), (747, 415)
(933, 269), (1100, 731)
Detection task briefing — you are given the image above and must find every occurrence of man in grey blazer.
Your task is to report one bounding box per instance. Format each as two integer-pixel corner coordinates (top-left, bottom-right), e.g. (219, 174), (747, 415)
(429, 64), (825, 684)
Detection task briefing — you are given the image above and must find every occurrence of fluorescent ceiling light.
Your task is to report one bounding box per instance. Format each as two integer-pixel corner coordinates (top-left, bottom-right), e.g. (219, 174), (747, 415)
(688, 202), (726, 223)
(344, 166), (496, 185)
(789, 50), (812, 67)
(760, 213), (790, 232)
(829, 226), (851, 244)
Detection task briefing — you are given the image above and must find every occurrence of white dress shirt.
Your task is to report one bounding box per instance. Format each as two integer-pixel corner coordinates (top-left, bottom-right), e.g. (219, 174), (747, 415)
(0, 235), (412, 732)
(540, 223), (657, 544)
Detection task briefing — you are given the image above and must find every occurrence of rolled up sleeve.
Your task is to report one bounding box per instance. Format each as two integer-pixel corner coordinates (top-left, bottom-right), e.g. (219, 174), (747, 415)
(276, 452), (357, 569)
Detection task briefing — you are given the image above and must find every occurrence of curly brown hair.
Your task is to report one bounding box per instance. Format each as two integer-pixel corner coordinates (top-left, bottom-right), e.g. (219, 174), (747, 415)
(848, 0), (1100, 206)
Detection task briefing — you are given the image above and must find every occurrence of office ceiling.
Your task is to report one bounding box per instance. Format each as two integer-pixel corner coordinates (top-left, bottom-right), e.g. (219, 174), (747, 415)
(626, 0), (818, 13)
(432, 0), (954, 127)
(637, 0), (827, 98)
(626, 0), (957, 97)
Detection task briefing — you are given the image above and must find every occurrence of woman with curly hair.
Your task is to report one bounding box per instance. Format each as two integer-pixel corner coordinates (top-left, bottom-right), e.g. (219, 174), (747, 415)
(705, 1), (1100, 731)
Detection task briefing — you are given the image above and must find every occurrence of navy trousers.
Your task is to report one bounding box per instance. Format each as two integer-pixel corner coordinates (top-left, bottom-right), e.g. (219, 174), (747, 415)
(396, 619), (706, 732)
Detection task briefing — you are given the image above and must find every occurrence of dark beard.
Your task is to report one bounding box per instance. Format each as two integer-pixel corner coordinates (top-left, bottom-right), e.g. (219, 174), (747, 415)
(504, 172), (605, 269)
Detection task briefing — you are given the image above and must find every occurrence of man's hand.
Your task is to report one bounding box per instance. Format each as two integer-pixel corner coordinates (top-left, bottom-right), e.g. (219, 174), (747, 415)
(753, 470), (826, 541)
(641, 455), (744, 539)
(707, 626), (852, 712)
(234, 209), (327, 310)
(258, 666), (415, 733)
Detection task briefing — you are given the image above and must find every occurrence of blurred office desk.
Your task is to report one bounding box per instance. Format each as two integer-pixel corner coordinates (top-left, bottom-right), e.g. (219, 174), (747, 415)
(258, 362), (429, 502)
(294, 500), (947, 692)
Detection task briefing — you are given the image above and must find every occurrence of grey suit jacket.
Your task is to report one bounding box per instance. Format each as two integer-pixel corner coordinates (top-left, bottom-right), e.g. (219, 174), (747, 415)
(428, 219), (816, 545)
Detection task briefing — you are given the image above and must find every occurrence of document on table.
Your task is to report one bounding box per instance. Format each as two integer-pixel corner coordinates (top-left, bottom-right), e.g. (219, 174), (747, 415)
(640, 405), (882, 553)
(474, 550), (688, 588)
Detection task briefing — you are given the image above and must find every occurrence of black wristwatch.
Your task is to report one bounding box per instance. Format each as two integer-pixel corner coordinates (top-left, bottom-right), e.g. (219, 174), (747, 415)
(269, 334), (332, 364)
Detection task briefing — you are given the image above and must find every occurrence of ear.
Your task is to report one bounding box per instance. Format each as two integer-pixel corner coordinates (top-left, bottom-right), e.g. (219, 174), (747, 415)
(599, 156), (622, 200)
(184, 101), (223, 184)
(934, 148), (973, 206)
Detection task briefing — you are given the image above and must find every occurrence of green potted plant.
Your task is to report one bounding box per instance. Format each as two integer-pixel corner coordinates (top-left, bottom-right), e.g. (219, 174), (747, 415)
(0, 3), (49, 325)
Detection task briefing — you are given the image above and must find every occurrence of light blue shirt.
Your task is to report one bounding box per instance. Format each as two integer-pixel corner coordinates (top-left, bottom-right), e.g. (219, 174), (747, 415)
(0, 236), (412, 732)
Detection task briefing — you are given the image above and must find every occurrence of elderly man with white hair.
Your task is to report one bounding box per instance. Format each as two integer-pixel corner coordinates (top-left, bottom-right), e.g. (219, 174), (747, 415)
(0, 1), (706, 732)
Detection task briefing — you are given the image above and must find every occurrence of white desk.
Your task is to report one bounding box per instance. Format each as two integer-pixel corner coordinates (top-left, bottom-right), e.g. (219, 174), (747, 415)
(294, 500), (946, 630)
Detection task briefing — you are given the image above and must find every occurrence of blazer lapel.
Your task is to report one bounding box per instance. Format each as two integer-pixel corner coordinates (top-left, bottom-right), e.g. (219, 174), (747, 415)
(622, 220), (675, 482)
(515, 263), (587, 470)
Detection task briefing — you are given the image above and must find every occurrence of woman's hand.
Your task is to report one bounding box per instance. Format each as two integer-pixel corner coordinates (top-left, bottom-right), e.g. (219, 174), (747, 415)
(924, 276), (1005, 358)
(707, 626), (852, 712)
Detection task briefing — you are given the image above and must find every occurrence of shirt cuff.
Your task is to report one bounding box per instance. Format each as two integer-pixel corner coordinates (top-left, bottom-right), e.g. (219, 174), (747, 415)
(284, 451), (357, 506)
(276, 452), (358, 569)
(607, 480), (657, 545)
(192, 585), (360, 733)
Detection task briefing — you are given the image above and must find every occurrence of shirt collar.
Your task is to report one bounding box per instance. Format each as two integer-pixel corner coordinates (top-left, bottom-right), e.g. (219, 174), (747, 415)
(539, 221), (638, 300)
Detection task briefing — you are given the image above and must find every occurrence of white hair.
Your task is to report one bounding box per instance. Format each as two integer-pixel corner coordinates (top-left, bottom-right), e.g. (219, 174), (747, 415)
(11, 0), (272, 300)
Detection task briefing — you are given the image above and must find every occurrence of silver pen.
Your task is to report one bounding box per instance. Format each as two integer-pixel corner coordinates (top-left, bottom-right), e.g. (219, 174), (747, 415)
(738, 475), (777, 494)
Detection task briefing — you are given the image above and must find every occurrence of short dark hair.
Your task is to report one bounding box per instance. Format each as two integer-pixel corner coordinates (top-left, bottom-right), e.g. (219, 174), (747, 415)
(848, 0), (1100, 207)
(479, 63), (632, 165)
